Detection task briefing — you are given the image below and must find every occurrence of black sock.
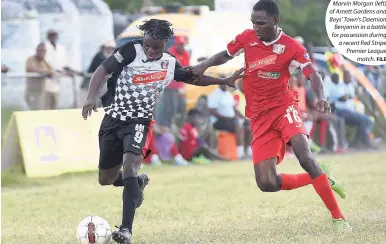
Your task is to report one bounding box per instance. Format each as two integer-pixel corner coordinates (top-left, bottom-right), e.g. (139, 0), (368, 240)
(113, 171), (124, 187)
(122, 177), (139, 233)
(113, 171), (143, 187)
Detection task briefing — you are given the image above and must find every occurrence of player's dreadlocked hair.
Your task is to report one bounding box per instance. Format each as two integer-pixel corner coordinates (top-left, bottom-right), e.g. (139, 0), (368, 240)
(138, 19), (174, 40)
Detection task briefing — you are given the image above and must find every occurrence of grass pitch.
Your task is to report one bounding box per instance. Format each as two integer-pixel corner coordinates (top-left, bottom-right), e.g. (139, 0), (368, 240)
(2, 151), (386, 244)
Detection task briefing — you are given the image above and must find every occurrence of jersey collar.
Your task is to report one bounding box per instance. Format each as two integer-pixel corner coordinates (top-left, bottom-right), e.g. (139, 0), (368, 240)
(261, 27), (283, 46)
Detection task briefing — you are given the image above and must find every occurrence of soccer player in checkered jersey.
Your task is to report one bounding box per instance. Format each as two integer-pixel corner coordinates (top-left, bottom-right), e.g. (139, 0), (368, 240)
(191, 0), (352, 231)
(81, 19), (244, 243)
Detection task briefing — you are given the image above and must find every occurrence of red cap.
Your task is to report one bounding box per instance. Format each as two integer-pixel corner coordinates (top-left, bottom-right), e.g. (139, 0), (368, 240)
(174, 35), (188, 44)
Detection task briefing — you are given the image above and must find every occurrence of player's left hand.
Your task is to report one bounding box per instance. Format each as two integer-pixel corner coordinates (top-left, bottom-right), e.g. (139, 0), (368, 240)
(225, 68), (245, 88)
(316, 99), (331, 114)
(82, 99), (98, 120)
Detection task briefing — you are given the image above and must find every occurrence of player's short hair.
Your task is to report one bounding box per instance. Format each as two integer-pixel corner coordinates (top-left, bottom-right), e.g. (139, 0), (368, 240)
(138, 19), (174, 40)
(253, 0), (280, 17)
(188, 108), (201, 117)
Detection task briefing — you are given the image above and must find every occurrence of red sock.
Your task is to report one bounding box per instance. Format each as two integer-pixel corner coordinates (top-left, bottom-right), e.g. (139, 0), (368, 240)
(319, 120), (328, 147)
(171, 143), (179, 157)
(310, 124), (316, 139)
(312, 174), (344, 219)
(280, 173), (312, 190)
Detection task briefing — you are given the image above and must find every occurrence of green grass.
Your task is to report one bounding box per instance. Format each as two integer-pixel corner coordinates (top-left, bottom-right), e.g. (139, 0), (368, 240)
(2, 152), (386, 244)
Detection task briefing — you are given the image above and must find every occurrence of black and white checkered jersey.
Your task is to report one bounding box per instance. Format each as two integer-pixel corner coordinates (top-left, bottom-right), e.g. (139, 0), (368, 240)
(100, 40), (192, 121)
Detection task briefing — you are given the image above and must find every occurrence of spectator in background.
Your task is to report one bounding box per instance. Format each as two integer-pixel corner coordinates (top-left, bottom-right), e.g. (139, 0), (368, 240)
(45, 29), (81, 109)
(155, 35), (190, 129)
(288, 73), (322, 154)
(208, 83), (245, 159)
(25, 43), (54, 110)
(79, 40), (116, 107)
(327, 72), (375, 149)
(1, 65), (9, 73)
(179, 109), (228, 164)
(44, 29), (69, 109)
(321, 70), (348, 153)
(143, 123), (189, 166)
(195, 95), (217, 150)
(232, 80), (252, 158)
(364, 65), (380, 90)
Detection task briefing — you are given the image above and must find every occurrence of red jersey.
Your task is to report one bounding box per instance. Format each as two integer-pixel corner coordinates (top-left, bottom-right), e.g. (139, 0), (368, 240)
(227, 28), (316, 118)
(167, 46), (190, 90)
(179, 122), (198, 160)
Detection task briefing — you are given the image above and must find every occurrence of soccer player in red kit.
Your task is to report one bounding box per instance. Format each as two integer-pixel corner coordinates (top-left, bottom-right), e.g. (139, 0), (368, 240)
(191, 0), (351, 231)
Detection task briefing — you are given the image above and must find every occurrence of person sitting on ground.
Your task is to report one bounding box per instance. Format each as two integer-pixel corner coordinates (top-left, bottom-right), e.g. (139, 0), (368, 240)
(194, 95), (217, 150)
(144, 123), (189, 166)
(179, 109), (229, 164)
(208, 83), (245, 159)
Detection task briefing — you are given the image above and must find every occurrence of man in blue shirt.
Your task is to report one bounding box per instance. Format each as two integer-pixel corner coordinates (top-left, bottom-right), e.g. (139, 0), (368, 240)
(326, 72), (374, 149)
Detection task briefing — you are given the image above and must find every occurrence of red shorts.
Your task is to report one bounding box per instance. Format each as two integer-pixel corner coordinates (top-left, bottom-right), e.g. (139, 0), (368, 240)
(250, 105), (308, 165)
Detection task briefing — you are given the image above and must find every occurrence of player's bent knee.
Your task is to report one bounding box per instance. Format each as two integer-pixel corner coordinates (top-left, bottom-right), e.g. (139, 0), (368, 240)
(98, 177), (113, 186)
(122, 152), (143, 178)
(256, 179), (280, 192)
(254, 158), (280, 192)
(98, 173), (115, 186)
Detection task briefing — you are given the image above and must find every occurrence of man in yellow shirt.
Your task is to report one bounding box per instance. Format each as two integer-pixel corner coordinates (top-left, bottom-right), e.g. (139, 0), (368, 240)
(25, 43), (55, 110)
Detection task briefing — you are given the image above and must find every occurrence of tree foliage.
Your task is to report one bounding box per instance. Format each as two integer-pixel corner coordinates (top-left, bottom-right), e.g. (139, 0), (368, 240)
(278, 0), (328, 46)
(105, 0), (328, 45)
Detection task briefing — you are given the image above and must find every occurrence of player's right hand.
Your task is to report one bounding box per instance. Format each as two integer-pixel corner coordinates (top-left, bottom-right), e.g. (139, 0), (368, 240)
(82, 99), (98, 120)
(225, 68), (245, 88)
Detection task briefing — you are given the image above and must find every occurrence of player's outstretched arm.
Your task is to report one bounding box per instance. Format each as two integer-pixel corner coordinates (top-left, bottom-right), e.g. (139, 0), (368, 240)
(82, 65), (108, 120)
(308, 71), (331, 114)
(190, 50), (233, 77)
(185, 68), (244, 87)
(87, 66), (108, 102)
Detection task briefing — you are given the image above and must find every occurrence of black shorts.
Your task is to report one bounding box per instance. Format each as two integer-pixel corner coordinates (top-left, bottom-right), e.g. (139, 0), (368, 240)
(98, 114), (153, 170)
(213, 117), (237, 133)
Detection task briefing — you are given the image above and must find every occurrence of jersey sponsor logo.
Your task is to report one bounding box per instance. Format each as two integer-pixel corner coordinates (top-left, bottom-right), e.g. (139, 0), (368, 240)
(113, 51), (124, 63)
(132, 71), (167, 84)
(161, 60), (169, 69)
(273, 44), (285, 54)
(249, 42), (259, 46)
(248, 55), (277, 72)
(257, 71), (280, 79)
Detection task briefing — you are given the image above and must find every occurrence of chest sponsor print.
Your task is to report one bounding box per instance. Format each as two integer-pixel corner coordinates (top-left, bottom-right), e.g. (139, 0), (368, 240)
(132, 71), (167, 84)
(257, 71), (281, 79)
(248, 54), (277, 72)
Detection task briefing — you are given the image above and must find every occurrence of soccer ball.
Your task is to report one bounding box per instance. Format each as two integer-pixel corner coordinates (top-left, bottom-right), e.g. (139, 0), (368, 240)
(76, 216), (112, 244)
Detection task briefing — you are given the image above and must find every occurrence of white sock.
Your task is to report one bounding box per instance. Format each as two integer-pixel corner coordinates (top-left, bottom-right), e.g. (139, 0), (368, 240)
(151, 154), (160, 164)
(174, 154), (184, 162)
